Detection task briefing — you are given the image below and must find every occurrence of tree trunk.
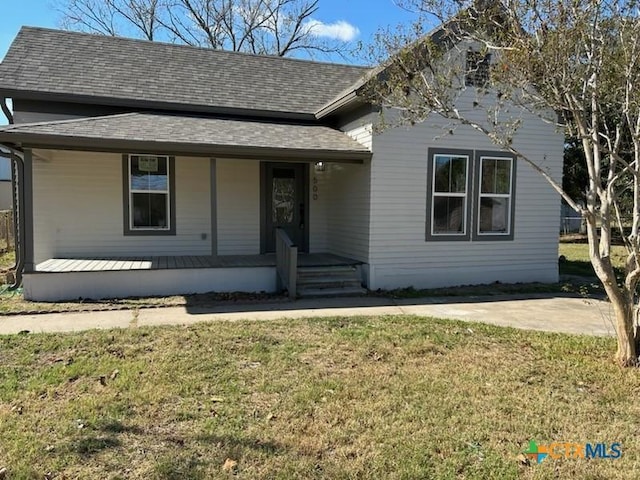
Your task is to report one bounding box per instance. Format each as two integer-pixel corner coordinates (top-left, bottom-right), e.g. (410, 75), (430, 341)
(607, 289), (637, 367)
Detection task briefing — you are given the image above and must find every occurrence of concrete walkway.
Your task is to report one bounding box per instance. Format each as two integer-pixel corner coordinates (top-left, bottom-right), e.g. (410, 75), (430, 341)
(0, 293), (617, 336)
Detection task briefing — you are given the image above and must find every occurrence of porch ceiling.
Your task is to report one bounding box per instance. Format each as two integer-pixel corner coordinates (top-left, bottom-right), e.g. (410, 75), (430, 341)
(0, 112), (372, 163)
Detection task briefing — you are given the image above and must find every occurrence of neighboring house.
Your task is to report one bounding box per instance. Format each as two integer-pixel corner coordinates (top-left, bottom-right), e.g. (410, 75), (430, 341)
(0, 151), (11, 210)
(0, 27), (561, 301)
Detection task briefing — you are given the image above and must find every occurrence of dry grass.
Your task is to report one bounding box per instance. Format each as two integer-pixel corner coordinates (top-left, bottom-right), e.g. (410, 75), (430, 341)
(0, 316), (638, 479)
(0, 291), (286, 315)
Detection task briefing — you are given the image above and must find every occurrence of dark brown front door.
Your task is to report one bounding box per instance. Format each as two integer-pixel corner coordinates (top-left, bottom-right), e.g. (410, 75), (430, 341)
(263, 163), (308, 253)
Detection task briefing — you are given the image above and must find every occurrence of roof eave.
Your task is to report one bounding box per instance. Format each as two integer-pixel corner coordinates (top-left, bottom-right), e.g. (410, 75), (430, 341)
(0, 132), (371, 163)
(315, 90), (364, 119)
(0, 88), (320, 122)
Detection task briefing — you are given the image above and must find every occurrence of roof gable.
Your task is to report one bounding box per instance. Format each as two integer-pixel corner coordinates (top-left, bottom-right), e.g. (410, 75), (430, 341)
(0, 27), (371, 119)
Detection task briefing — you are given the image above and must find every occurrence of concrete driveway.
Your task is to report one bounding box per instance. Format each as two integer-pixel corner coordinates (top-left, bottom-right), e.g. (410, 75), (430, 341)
(0, 293), (616, 337)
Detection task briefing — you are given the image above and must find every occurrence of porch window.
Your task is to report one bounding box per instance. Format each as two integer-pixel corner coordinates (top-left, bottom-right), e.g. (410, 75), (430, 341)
(123, 154), (176, 235)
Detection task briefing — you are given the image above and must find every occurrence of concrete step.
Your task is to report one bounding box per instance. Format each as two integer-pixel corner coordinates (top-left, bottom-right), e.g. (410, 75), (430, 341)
(297, 265), (358, 274)
(297, 279), (363, 290)
(297, 286), (368, 297)
(296, 264), (365, 298)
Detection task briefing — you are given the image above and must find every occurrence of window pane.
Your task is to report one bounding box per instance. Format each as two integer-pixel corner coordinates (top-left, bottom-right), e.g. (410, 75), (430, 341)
(433, 196), (465, 234)
(434, 156), (450, 192)
(495, 160), (511, 194)
(131, 156), (168, 191)
(481, 158), (511, 194)
(132, 193), (168, 228)
(479, 197), (509, 233)
(434, 155), (467, 193)
(272, 178), (295, 224)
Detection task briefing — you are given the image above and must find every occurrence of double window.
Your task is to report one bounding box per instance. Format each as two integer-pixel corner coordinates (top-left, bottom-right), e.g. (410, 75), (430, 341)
(426, 148), (515, 241)
(123, 154), (176, 235)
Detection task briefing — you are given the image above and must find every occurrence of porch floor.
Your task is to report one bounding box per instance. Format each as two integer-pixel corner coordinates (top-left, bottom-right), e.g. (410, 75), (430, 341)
(35, 253), (361, 273)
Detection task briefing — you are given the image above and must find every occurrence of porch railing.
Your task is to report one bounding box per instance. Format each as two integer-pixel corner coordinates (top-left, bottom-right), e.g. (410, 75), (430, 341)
(275, 228), (298, 300)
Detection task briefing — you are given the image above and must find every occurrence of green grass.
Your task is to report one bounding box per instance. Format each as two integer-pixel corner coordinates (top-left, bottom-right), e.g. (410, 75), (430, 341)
(0, 316), (638, 479)
(559, 242), (627, 277)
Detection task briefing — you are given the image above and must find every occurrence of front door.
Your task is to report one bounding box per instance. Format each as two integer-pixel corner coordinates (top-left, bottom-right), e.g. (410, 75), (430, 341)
(263, 163), (308, 253)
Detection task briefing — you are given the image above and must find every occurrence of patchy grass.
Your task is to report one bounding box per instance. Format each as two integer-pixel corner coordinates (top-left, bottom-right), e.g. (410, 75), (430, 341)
(379, 282), (572, 299)
(559, 243), (627, 278)
(0, 291), (287, 315)
(0, 316), (638, 479)
(0, 250), (14, 270)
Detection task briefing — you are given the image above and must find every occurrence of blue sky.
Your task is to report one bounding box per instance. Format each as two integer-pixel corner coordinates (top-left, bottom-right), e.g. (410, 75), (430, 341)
(0, 0), (421, 61)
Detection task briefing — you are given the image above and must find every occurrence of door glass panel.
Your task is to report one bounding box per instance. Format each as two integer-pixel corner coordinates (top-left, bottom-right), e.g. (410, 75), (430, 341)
(272, 177), (295, 224)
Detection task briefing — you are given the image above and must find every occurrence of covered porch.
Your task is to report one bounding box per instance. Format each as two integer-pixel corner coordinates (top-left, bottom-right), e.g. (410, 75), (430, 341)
(26, 253), (364, 301)
(0, 112), (372, 301)
(35, 252), (360, 272)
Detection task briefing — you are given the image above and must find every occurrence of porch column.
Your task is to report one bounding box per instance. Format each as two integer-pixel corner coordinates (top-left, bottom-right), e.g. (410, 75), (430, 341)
(23, 148), (35, 272)
(210, 158), (217, 256)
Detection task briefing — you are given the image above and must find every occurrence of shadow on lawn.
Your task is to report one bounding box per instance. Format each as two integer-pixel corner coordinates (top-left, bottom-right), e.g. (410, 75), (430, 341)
(182, 289), (589, 315)
(195, 433), (284, 455)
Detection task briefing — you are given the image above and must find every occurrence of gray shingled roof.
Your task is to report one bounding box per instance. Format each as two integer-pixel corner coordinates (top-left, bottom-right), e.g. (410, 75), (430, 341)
(0, 27), (371, 118)
(0, 113), (371, 161)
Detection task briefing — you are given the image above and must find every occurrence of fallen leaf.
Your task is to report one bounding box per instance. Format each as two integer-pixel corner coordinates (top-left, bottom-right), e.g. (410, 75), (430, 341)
(516, 453), (530, 466)
(110, 369), (120, 380)
(0, 467), (7, 479)
(222, 458), (238, 472)
(211, 396), (224, 403)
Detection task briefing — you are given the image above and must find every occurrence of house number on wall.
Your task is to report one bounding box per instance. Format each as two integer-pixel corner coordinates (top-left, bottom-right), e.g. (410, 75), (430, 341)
(312, 176), (319, 200)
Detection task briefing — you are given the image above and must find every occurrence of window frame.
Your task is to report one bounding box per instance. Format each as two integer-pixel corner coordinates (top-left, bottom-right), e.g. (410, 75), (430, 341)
(425, 148), (473, 241)
(122, 154), (176, 236)
(465, 50), (491, 88)
(472, 151), (516, 241)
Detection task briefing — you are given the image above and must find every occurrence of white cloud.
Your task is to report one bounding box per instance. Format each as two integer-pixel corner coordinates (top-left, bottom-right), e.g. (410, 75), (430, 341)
(305, 19), (360, 42)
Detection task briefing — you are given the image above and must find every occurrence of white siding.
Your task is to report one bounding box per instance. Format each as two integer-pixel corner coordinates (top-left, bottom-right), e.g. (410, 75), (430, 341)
(367, 107), (563, 290)
(305, 114), (374, 261)
(345, 124), (373, 150)
(24, 267), (276, 301)
(216, 159), (260, 255)
(309, 162), (371, 262)
(32, 150), (211, 263)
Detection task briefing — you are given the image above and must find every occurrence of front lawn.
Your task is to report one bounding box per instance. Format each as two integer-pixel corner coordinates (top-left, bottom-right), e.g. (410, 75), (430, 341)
(0, 316), (637, 479)
(559, 241), (627, 277)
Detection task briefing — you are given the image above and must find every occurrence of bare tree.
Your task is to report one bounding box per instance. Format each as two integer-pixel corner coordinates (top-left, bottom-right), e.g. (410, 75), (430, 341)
(363, 0), (640, 366)
(56, 0), (351, 57)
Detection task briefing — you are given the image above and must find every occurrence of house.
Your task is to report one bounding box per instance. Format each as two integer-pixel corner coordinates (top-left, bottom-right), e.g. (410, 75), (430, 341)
(0, 150), (12, 210)
(0, 26), (561, 301)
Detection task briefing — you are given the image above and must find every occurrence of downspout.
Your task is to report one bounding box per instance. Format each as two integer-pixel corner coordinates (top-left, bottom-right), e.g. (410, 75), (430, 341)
(1, 98), (13, 125)
(1, 97), (24, 289)
(10, 149), (24, 289)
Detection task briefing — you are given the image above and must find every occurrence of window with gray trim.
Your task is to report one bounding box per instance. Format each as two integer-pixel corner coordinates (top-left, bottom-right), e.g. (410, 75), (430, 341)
(122, 154), (176, 236)
(426, 148), (516, 242)
(477, 156), (513, 235)
(432, 153), (469, 235)
(426, 148), (473, 241)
